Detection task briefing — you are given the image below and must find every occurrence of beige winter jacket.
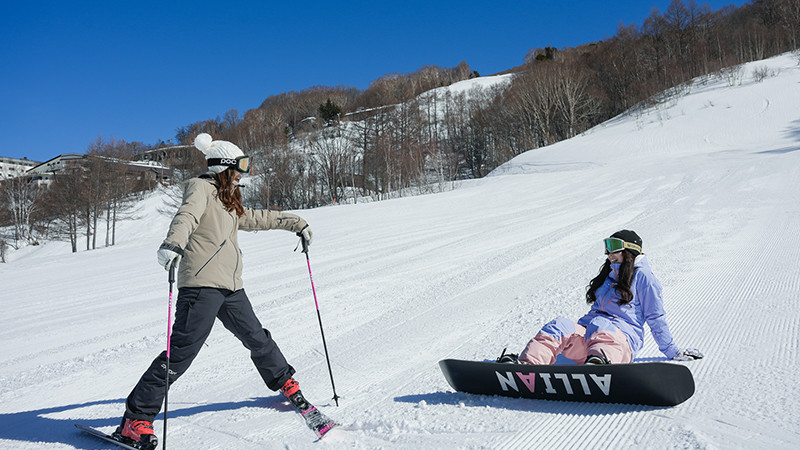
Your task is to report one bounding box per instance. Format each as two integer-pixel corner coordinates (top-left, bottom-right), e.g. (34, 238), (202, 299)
(163, 174), (308, 290)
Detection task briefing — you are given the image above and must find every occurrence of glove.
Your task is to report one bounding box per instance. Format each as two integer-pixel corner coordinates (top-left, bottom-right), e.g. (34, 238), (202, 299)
(297, 224), (313, 246)
(157, 243), (184, 271)
(672, 348), (704, 361)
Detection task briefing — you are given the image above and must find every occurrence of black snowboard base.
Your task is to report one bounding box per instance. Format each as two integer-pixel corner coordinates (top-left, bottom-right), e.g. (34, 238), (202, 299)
(439, 359), (695, 406)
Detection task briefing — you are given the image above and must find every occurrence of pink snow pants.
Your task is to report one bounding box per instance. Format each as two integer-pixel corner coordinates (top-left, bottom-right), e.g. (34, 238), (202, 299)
(519, 316), (632, 365)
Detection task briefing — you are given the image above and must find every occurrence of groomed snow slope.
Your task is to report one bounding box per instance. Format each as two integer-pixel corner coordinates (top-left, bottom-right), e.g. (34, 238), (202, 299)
(1, 52), (799, 449)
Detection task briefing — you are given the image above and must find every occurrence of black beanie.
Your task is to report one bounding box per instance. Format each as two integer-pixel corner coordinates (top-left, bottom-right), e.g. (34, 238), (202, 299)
(611, 230), (642, 256)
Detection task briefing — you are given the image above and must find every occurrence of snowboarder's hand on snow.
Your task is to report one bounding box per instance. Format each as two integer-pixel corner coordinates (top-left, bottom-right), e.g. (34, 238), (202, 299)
(672, 348), (704, 361)
(157, 243), (183, 271)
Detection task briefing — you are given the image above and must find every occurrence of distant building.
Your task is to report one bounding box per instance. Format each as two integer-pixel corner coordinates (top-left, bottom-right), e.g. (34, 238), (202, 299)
(25, 153), (86, 185)
(0, 156), (40, 180)
(132, 144), (195, 164)
(26, 153), (173, 188)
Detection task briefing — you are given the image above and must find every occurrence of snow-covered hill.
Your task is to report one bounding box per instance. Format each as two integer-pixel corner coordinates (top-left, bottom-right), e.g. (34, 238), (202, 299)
(1, 52), (799, 449)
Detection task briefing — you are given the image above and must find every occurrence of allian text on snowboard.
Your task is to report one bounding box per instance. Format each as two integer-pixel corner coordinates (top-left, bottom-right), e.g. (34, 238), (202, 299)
(496, 370), (612, 396)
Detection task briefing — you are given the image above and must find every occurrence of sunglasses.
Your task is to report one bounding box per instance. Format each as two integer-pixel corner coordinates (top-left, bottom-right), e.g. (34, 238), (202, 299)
(604, 237), (642, 254)
(207, 156), (251, 173)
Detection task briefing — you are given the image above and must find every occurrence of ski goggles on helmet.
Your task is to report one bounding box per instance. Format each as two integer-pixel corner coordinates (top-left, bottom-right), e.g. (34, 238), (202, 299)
(207, 155), (251, 173)
(604, 237), (642, 254)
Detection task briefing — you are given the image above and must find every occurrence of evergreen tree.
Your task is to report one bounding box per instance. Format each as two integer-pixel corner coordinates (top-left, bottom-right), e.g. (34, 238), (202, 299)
(319, 99), (342, 123)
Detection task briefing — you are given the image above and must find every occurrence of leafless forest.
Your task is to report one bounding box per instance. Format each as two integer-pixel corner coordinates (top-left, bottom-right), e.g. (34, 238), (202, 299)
(2, 0), (798, 255)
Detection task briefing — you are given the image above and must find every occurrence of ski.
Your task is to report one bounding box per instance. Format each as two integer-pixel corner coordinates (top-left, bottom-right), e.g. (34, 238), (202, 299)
(76, 396), (337, 447)
(286, 392), (337, 439)
(75, 424), (157, 450)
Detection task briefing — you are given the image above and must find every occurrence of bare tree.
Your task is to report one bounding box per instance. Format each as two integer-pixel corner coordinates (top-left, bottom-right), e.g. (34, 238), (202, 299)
(307, 125), (352, 204)
(553, 60), (601, 139)
(0, 175), (42, 246)
(777, 0), (800, 49)
(86, 137), (146, 247)
(509, 64), (560, 147)
(42, 168), (86, 253)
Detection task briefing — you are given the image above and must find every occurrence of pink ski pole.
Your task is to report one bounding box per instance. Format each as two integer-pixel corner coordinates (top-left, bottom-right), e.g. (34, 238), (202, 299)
(163, 261), (176, 450)
(300, 237), (340, 406)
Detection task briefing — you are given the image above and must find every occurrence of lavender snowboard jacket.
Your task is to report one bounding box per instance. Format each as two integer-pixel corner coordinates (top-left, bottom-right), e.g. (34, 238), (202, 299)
(577, 255), (680, 360)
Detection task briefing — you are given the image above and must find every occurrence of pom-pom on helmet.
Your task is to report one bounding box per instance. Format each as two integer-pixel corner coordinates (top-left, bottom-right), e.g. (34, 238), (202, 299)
(194, 133), (250, 173)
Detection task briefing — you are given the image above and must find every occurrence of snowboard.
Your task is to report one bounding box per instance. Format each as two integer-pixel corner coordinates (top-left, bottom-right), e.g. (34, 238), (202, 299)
(439, 358), (695, 406)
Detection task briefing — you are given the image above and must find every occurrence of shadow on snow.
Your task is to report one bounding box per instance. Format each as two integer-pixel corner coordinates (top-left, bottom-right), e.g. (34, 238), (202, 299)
(0, 396), (290, 448)
(394, 391), (665, 416)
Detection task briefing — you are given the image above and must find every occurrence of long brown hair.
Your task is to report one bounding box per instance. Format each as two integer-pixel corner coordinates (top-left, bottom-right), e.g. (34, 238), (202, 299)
(214, 169), (245, 217)
(586, 250), (636, 305)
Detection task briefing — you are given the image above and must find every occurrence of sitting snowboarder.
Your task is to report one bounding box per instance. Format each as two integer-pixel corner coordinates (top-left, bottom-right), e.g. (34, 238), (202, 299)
(500, 230), (703, 366)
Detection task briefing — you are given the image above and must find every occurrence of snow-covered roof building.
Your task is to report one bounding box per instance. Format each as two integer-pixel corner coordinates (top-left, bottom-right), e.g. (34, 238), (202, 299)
(0, 156), (40, 180)
(26, 153), (172, 188)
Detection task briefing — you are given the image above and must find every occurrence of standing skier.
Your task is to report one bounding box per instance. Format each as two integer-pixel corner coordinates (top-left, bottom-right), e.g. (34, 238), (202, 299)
(500, 230), (703, 366)
(115, 133), (314, 449)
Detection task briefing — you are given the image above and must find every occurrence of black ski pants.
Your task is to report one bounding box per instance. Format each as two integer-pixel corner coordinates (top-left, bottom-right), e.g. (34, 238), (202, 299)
(125, 287), (295, 421)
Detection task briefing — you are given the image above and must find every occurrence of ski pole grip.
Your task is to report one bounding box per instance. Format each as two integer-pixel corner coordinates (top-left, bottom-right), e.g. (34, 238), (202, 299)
(296, 225), (310, 254)
(168, 260), (177, 284)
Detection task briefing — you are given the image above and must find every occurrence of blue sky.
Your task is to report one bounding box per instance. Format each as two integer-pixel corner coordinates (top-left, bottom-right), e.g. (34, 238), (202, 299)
(1, 0), (746, 162)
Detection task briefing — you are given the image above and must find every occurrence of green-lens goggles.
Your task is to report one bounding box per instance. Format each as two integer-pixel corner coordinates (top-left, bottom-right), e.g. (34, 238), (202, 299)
(207, 156), (251, 173)
(604, 237), (642, 254)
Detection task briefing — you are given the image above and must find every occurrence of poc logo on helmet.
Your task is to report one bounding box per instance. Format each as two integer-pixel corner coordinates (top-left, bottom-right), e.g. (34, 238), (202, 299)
(219, 158), (237, 165)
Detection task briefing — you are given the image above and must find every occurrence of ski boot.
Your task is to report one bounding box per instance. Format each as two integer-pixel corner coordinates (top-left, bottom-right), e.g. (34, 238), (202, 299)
(280, 377), (301, 398)
(113, 417), (158, 450)
(280, 377), (337, 438)
(281, 377), (311, 409)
